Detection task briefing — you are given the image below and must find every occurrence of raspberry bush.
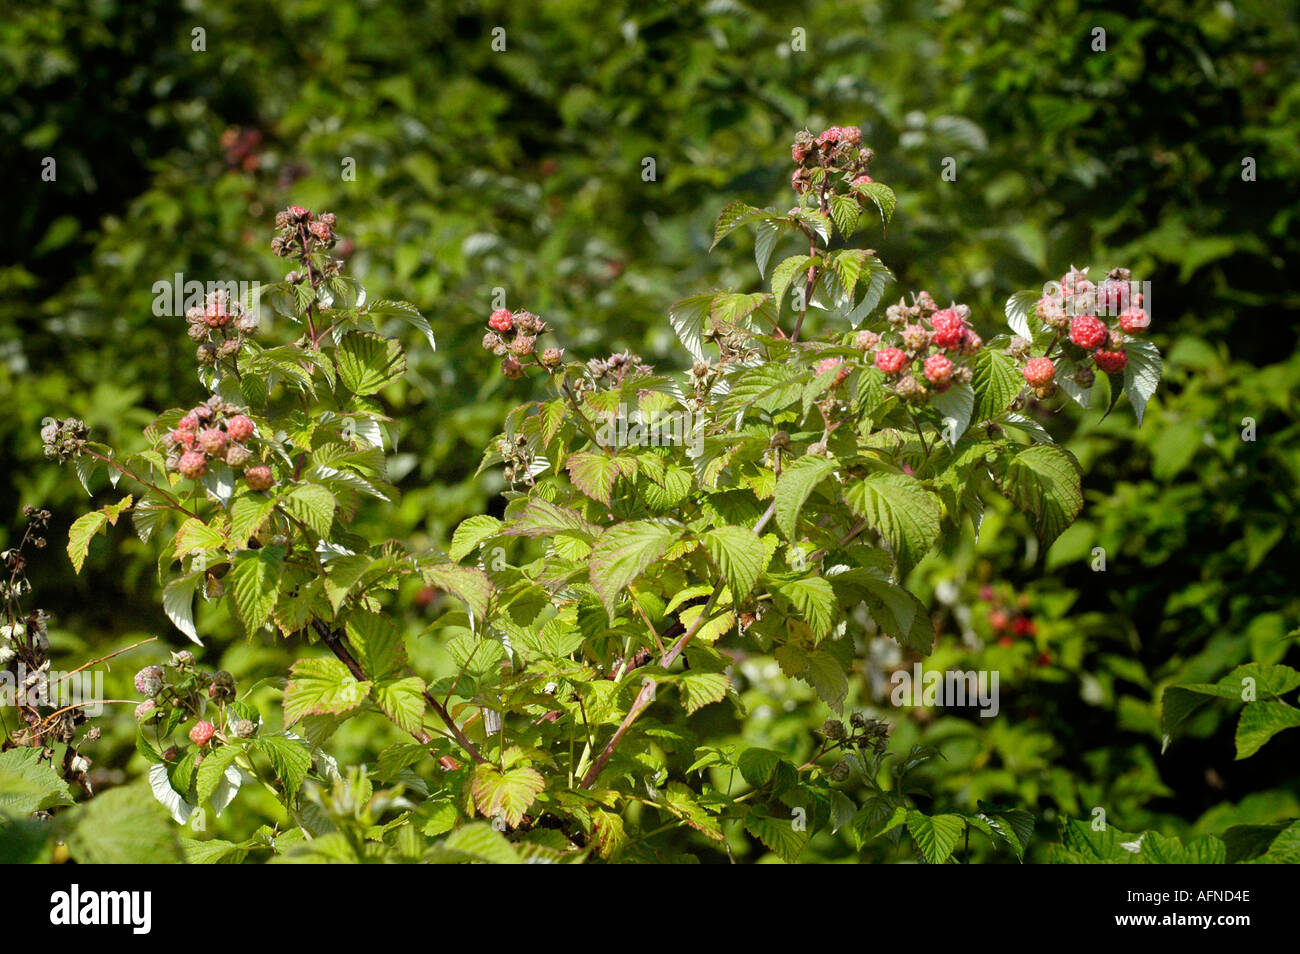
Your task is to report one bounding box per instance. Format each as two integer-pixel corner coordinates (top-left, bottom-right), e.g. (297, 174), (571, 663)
(42, 132), (1167, 862)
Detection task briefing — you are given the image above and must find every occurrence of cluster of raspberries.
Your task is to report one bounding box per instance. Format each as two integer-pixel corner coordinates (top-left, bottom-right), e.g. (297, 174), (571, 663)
(40, 417), (88, 463)
(164, 396), (273, 490)
(830, 292), (982, 402)
(271, 205), (338, 256)
(187, 289), (259, 366)
(790, 125), (877, 196)
(481, 309), (564, 378)
(134, 655), (255, 747)
(1027, 266), (1149, 391)
(586, 351), (653, 388)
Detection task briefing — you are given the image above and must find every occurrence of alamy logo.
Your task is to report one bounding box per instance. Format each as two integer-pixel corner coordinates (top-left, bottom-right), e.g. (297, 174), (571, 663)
(890, 664), (1000, 718)
(151, 273), (262, 319)
(49, 884), (151, 934)
(594, 403), (704, 455)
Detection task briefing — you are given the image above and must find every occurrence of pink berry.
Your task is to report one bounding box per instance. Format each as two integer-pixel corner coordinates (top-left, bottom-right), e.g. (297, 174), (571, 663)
(817, 126), (843, 145)
(1096, 280), (1131, 315)
(134, 665), (164, 696)
(177, 413), (198, 431)
(170, 428), (195, 446)
(853, 174), (874, 186)
(1023, 357), (1056, 387)
(244, 465), (274, 492)
(874, 347), (907, 375)
(840, 126), (862, 146)
(134, 700), (157, 722)
(226, 415), (255, 443)
(197, 427), (227, 455)
(923, 354), (953, 386)
(1118, 307), (1149, 334)
(488, 309), (514, 333)
(288, 205), (313, 221)
(189, 721), (216, 747)
(1093, 349), (1128, 374)
(177, 451), (207, 480)
(815, 357), (844, 376)
(1068, 314), (1108, 350)
(930, 309), (966, 350)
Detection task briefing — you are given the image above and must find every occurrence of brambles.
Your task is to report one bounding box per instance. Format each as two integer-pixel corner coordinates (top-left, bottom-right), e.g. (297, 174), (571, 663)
(43, 133), (1164, 864)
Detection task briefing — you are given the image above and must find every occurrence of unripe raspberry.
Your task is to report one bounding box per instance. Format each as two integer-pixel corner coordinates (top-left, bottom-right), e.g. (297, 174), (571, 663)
(225, 445), (251, 468)
(1119, 307), (1149, 334)
(923, 354), (954, 386)
(288, 205), (313, 221)
(189, 721), (216, 747)
(178, 413), (198, 431)
(172, 649), (195, 667)
(930, 309), (966, 350)
(233, 719), (257, 739)
(511, 336), (536, 357)
(308, 220), (333, 241)
(822, 718), (846, 740)
(953, 365), (973, 384)
(482, 332), (503, 354)
(1007, 336), (1031, 360)
(840, 126), (862, 146)
(852, 174), (874, 186)
(540, 347), (564, 369)
(196, 344), (218, 365)
(134, 700), (157, 722)
(197, 428), (227, 455)
(960, 331), (983, 354)
(817, 126), (843, 146)
(488, 309), (513, 333)
(902, 323), (931, 351)
(854, 329), (879, 351)
(170, 428), (196, 446)
(178, 451), (208, 480)
(874, 347), (908, 375)
(226, 415), (255, 443)
(134, 665), (165, 696)
(1036, 296), (1069, 331)
(791, 168), (812, 195)
(1093, 349), (1128, 373)
(501, 356), (524, 380)
(244, 465), (274, 491)
(1060, 266), (1092, 298)
(895, 373), (924, 400)
(187, 322), (208, 342)
(1023, 357), (1056, 388)
(830, 761), (852, 782)
(204, 305), (229, 328)
(1068, 314), (1108, 350)
(218, 338), (241, 358)
(914, 291), (937, 316)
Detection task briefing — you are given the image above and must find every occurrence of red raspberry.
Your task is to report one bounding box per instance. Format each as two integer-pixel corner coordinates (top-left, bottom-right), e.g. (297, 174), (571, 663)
(177, 413), (198, 431)
(197, 427), (227, 455)
(288, 205), (313, 221)
(792, 144), (809, 163)
(225, 415), (255, 443)
(1060, 266), (1092, 298)
(874, 347), (908, 375)
(1096, 280), (1131, 315)
(923, 354), (953, 386)
(308, 220), (333, 240)
(1068, 314), (1108, 350)
(244, 465), (274, 491)
(170, 428), (196, 446)
(989, 609), (1009, 631)
(488, 309), (514, 333)
(840, 126), (862, 145)
(815, 357), (844, 376)
(1013, 616), (1036, 636)
(1023, 357), (1056, 387)
(1093, 349), (1128, 373)
(817, 126), (843, 145)
(852, 174), (874, 186)
(930, 309), (966, 350)
(189, 721), (216, 747)
(1118, 307), (1149, 334)
(177, 451), (207, 480)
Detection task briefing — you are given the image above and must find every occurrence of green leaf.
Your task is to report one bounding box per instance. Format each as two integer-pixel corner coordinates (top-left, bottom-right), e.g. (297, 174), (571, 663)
(744, 812), (808, 863)
(774, 455), (837, 540)
(588, 521), (674, 621)
(906, 810), (965, 864)
(1122, 338), (1162, 426)
(677, 671), (730, 714)
(63, 782), (181, 864)
(195, 744), (243, 806)
(230, 494), (277, 547)
(501, 498), (599, 542)
(860, 578), (935, 655)
(971, 348), (1022, 423)
(711, 201), (772, 250)
(774, 575), (837, 642)
(1004, 289), (1039, 339)
(230, 547), (285, 635)
(845, 473), (942, 576)
(566, 451), (626, 506)
(829, 193), (862, 239)
(66, 511), (108, 573)
(162, 571), (203, 645)
(375, 677), (427, 736)
(256, 736), (313, 801)
(367, 299), (437, 351)
(853, 180), (897, 226)
(1235, 702), (1300, 759)
(346, 611), (405, 679)
(172, 517), (226, 557)
(283, 483), (337, 536)
(668, 293), (713, 362)
(335, 331), (406, 395)
(995, 444), (1083, 548)
(470, 764), (545, 828)
(932, 382), (975, 446)
(449, 514), (503, 561)
(701, 526), (766, 601)
(420, 563), (495, 622)
(283, 657), (371, 727)
(771, 254), (813, 312)
(0, 748), (74, 815)
(434, 822), (520, 864)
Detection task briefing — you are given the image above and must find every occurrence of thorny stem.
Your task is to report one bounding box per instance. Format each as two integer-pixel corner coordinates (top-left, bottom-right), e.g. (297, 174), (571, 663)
(80, 449), (200, 520)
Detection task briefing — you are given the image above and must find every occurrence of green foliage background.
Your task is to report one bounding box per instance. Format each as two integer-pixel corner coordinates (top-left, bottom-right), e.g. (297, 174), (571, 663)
(2, 0), (1298, 861)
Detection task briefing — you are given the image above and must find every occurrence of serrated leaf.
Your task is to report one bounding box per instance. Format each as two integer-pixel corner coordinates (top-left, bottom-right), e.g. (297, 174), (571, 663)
(66, 511), (108, 573)
(335, 331), (406, 396)
(906, 810), (966, 864)
(162, 572), (203, 645)
(971, 348), (1022, 423)
(845, 473), (942, 576)
(284, 483), (337, 536)
(744, 812), (808, 863)
(65, 782), (181, 863)
(854, 181), (897, 226)
(774, 455), (837, 541)
(1122, 339), (1162, 426)
(677, 671), (730, 714)
(283, 657), (371, 726)
(421, 563), (494, 622)
(771, 254), (813, 312)
(996, 444), (1083, 548)
(449, 515), (503, 562)
(374, 677), (427, 736)
(0, 748), (74, 815)
(230, 547), (285, 634)
(774, 576), (837, 642)
(668, 294), (714, 362)
(501, 498), (599, 542)
(701, 526), (766, 601)
(470, 764), (544, 828)
(589, 521), (674, 621)
(256, 736), (313, 801)
(1004, 289), (1039, 339)
(566, 452), (624, 506)
(1235, 701), (1300, 760)
(230, 494), (277, 547)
